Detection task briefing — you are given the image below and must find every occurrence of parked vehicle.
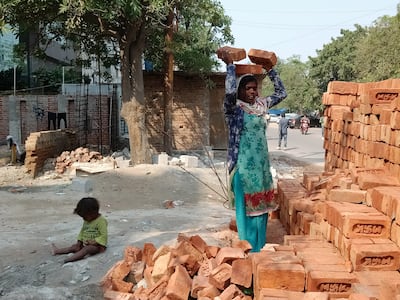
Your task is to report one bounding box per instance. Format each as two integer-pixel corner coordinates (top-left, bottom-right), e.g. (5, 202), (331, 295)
(269, 113), (281, 123)
(289, 115), (320, 129)
(286, 113), (299, 128)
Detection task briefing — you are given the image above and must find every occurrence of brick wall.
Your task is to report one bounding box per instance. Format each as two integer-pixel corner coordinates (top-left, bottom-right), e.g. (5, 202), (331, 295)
(25, 129), (78, 177)
(0, 72), (226, 153)
(322, 78), (400, 176)
(0, 94), (110, 151)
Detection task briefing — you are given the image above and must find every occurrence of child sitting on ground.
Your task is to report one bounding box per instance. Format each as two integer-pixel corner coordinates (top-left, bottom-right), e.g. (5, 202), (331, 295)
(52, 197), (108, 263)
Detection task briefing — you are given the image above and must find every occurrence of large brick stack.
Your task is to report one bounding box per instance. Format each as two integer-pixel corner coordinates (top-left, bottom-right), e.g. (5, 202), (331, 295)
(25, 129), (77, 177)
(323, 79), (400, 175)
(277, 167), (400, 299)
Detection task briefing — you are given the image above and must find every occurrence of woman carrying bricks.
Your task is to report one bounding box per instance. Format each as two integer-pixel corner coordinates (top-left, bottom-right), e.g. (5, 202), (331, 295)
(219, 47), (287, 252)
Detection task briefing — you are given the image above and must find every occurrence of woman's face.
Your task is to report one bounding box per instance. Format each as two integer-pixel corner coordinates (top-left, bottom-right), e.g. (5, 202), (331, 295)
(240, 81), (258, 104)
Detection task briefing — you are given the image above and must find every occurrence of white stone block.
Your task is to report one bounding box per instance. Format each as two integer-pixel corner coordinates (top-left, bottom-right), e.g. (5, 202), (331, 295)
(157, 152), (169, 165)
(180, 155), (198, 168)
(71, 177), (93, 193)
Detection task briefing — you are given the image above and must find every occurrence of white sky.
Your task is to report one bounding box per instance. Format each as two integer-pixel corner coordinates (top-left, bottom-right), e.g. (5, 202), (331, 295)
(218, 0), (399, 62)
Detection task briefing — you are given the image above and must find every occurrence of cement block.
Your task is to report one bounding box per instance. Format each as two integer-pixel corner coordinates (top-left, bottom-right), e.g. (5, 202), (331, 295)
(71, 177), (93, 193)
(180, 155), (198, 168)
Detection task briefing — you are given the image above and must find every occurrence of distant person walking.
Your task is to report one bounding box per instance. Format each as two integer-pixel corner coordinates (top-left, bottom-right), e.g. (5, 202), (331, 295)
(277, 113), (289, 150)
(320, 116), (325, 139)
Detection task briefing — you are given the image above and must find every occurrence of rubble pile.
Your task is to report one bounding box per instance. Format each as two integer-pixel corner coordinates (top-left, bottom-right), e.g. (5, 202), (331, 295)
(102, 166), (400, 299)
(55, 147), (104, 174)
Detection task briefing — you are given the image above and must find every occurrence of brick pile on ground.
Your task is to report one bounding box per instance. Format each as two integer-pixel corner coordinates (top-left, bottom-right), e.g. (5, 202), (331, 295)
(55, 147), (103, 174)
(102, 166), (400, 299)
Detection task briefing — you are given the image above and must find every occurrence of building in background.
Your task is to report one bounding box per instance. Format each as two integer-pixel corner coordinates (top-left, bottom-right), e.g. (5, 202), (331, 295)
(0, 25), (18, 71)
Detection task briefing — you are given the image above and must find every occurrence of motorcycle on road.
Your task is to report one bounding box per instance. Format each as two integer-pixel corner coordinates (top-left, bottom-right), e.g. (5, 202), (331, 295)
(300, 117), (310, 135)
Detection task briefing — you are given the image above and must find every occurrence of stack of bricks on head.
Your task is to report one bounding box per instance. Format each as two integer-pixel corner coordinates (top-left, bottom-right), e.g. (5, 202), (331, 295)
(216, 46), (277, 75)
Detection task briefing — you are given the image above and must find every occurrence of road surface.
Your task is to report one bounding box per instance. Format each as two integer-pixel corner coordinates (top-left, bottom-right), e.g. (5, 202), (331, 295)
(267, 123), (325, 167)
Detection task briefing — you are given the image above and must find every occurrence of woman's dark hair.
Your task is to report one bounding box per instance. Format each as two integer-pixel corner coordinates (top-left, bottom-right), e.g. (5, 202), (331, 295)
(238, 74), (257, 100)
(74, 197), (99, 216)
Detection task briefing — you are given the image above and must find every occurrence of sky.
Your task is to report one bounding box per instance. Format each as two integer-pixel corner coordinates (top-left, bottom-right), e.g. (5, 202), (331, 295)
(218, 0), (399, 62)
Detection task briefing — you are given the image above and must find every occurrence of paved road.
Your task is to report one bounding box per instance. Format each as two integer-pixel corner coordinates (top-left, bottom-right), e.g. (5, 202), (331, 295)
(267, 122), (325, 167)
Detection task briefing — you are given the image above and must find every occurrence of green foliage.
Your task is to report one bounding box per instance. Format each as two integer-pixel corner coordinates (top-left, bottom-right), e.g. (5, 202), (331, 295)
(31, 67), (82, 93)
(144, 0), (234, 73)
(355, 15), (400, 81)
(263, 57), (321, 114)
(308, 25), (367, 94)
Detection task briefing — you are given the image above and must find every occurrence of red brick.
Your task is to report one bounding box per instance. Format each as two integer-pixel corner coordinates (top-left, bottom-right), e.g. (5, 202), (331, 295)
(391, 111), (400, 130)
(217, 46), (246, 62)
(327, 81), (359, 95)
(216, 284), (245, 300)
(175, 240), (204, 262)
(198, 258), (217, 277)
(151, 252), (173, 282)
(197, 286), (221, 299)
(234, 64), (263, 75)
(366, 88), (400, 105)
(231, 258), (252, 288)
(205, 245), (220, 258)
(110, 279), (134, 293)
(231, 239), (253, 253)
(248, 49), (277, 70)
(355, 270), (400, 286)
(339, 212), (391, 239)
(306, 270), (357, 297)
(214, 247), (245, 266)
(103, 290), (136, 300)
(123, 246), (142, 264)
(254, 263), (305, 292)
(142, 243), (157, 267)
(328, 188), (366, 203)
(146, 275), (169, 299)
(165, 265), (192, 300)
(378, 278), (400, 300)
(350, 242), (400, 271)
(251, 251), (302, 267)
(189, 235), (208, 253)
(191, 274), (213, 299)
(209, 262), (232, 290)
(349, 167), (388, 184)
(358, 173), (400, 190)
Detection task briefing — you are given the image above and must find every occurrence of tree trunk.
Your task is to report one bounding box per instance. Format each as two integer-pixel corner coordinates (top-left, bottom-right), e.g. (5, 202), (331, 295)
(163, 8), (174, 154)
(120, 24), (152, 165)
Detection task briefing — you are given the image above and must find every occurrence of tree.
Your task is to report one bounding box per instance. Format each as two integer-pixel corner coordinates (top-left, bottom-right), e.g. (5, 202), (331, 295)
(355, 12), (400, 81)
(262, 57), (320, 114)
(1, 0), (232, 164)
(308, 25), (367, 94)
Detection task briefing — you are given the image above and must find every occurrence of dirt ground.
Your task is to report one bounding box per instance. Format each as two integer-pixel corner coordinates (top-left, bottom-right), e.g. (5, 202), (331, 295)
(0, 145), (322, 300)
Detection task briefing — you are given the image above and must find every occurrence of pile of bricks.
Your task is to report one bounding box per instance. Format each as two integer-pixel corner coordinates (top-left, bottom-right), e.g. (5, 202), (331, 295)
(322, 79), (400, 176)
(278, 166), (400, 299)
(54, 146), (104, 174)
(25, 129), (77, 177)
(102, 166), (400, 299)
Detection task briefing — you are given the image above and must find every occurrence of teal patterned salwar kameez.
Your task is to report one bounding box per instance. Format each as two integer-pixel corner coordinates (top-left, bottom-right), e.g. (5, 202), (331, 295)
(224, 63), (287, 252)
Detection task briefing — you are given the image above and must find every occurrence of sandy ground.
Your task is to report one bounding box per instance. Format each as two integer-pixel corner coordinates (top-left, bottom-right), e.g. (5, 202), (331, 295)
(0, 145), (322, 300)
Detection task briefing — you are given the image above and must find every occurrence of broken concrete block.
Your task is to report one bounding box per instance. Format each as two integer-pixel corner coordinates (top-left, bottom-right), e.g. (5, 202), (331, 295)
(71, 177), (93, 192)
